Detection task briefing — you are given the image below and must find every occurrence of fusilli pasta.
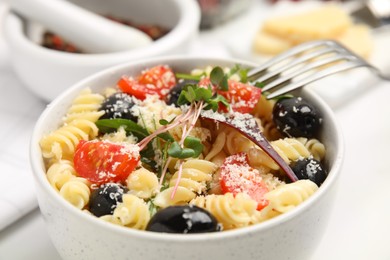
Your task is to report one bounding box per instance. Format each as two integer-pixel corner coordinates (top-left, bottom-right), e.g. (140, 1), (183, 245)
(266, 180), (318, 214)
(46, 159), (76, 191)
(154, 159), (217, 208)
(248, 138), (312, 170)
(40, 119), (100, 161)
(112, 194), (150, 230)
(63, 88), (105, 123)
(59, 177), (90, 209)
(40, 88), (104, 162)
(191, 193), (258, 230)
(127, 167), (159, 199)
(297, 138), (326, 161)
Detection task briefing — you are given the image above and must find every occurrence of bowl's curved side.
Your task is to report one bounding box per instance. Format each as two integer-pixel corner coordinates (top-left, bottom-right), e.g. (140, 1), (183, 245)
(30, 56), (344, 260)
(3, 0), (201, 101)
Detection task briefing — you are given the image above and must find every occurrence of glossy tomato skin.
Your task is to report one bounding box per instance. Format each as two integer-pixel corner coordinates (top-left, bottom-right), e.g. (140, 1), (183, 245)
(218, 80), (261, 114)
(219, 152), (269, 210)
(199, 77), (261, 113)
(73, 140), (140, 185)
(118, 65), (176, 100)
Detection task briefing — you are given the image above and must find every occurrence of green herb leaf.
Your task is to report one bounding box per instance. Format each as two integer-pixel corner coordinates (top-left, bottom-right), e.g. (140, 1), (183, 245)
(157, 132), (175, 142)
(183, 136), (203, 158)
(255, 82), (266, 89)
(96, 119), (148, 139)
(168, 142), (193, 158)
(167, 137), (203, 159)
(175, 73), (202, 81)
(220, 76), (229, 91)
(159, 119), (170, 126)
(186, 86), (197, 102)
(194, 87), (213, 101)
(228, 64), (240, 76)
(178, 85), (214, 105)
(147, 200), (158, 216)
(210, 67), (224, 86)
(204, 94), (229, 111)
(238, 68), (249, 83)
(227, 64), (249, 83)
(177, 90), (189, 106)
(210, 66), (229, 91)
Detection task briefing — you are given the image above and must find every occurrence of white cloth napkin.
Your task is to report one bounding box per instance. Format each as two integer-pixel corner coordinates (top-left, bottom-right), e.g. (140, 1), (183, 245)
(0, 30), (46, 230)
(0, 170), (38, 231)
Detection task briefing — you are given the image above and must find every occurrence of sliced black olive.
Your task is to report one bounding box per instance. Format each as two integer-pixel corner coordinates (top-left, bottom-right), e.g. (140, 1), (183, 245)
(146, 205), (221, 233)
(290, 158), (327, 186)
(89, 183), (128, 217)
(99, 92), (137, 121)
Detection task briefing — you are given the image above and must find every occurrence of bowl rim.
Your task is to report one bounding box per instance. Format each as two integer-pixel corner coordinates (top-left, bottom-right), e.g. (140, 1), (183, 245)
(30, 55), (344, 242)
(3, 0), (201, 65)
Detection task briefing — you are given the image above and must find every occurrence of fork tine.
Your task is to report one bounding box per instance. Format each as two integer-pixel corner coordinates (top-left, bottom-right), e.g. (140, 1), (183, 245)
(266, 58), (370, 99)
(247, 39), (388, 100)
(262, 53), (356, 92)
(247, 40), (335, 80)
(254, 46), (343, 87)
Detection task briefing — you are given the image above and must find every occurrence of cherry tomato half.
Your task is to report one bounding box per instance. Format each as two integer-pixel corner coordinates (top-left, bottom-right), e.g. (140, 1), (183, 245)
(118, 65), (176, 100)
(73, 140), (140, 184)
(219, 152), (269, 210)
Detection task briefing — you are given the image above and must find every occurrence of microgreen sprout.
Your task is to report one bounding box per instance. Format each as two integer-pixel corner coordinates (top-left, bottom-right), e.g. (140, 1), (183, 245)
(210, 67), (228, 91)
(228, 64), (249, 83)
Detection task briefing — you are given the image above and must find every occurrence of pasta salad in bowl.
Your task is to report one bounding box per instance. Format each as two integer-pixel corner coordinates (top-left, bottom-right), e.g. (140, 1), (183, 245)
(30, 57), (343, 260)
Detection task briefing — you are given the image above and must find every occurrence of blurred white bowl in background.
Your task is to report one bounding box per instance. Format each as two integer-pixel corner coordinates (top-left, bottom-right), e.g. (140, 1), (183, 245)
(3, 0), (200, 101)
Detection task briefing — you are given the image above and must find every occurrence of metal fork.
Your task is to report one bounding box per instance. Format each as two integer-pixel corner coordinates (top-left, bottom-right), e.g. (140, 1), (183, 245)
(247, 40), (390, 99)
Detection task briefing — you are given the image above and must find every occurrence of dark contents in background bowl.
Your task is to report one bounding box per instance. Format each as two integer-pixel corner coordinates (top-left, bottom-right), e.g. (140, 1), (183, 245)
(41, 15), (169, 53)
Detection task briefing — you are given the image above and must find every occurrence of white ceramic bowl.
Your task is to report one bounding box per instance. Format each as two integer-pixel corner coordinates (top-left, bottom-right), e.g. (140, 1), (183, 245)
(3, 0), (200, 101)
(30, 57), (344, 260)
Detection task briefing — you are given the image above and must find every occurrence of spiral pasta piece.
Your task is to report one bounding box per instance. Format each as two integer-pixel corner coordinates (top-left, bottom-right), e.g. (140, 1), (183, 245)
(112, 194), (150, 230)
(204, 132), (226, 161)
(153, 187), (196, 208)
(224, 128), (255, 155)
(127, 167), (159, 199)
(248, 138), (311, 170)
(154, 159), (217, 208)
(170, 159), (216, 192)
(265, 179), (318, 214)
(46, 160), (76, 191)
(63, 88), (105, 123)
(297, 138), (326, 161)
(261, 120), (283, 141)
(191, 193), (258, 230)
(100, 214), (123, 226)
(182, 159), (217, 175)
(272, 138), (311, 162)
(59, 177), (90, 209)
(40, 88), (104, 162)
(40, 119), (100, 161)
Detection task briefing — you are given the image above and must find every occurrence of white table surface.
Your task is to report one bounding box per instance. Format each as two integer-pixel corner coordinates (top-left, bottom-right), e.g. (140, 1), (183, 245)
(1, 1), (390, 259)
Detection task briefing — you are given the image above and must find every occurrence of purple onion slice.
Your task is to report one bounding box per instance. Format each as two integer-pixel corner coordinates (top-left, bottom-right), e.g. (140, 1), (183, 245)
(200, 110), (298, 182)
